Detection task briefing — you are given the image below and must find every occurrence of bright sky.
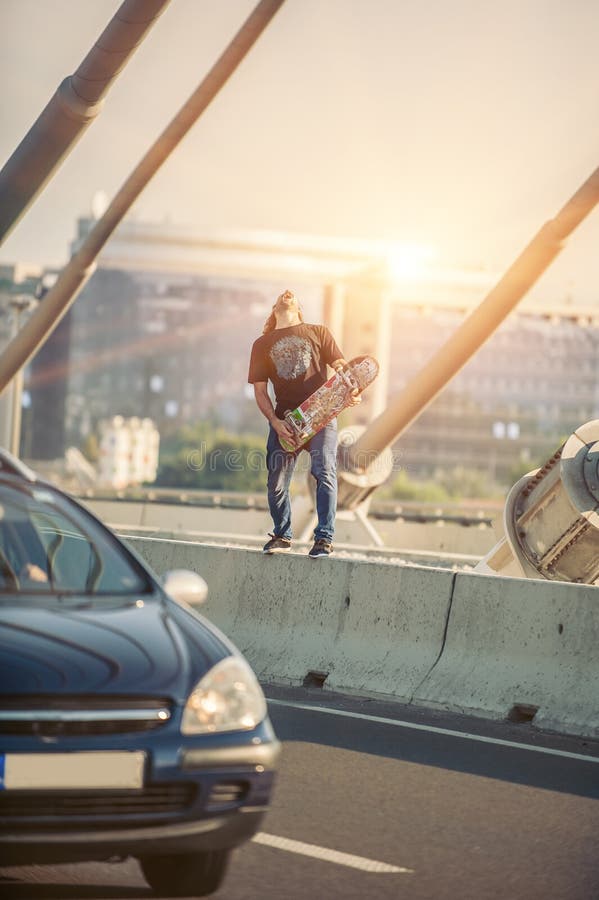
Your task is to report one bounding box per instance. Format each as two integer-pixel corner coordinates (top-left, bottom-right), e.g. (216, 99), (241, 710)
(1, 0), (599, 303)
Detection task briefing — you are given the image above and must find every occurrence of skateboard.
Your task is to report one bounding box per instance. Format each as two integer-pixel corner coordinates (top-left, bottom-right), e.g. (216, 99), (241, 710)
(280, 356), (379, 452)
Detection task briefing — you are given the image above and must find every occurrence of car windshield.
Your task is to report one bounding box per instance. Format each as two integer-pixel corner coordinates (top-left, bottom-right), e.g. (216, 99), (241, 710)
(0, 482), (152, 597)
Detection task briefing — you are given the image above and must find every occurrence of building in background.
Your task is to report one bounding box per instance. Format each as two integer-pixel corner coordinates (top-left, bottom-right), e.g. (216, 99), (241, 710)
(27, 270), (68, 460)
(388, 303), (599, 483)
(98, 416), (159, 488)
(1, 213), (595, 489)
(0, 264), (42, 455)
(23, 214), (324, 459)
(63, 263), (293, 445)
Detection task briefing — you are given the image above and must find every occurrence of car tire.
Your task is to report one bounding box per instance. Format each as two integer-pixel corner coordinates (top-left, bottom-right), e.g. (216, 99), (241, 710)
(139, 849), (230, 897)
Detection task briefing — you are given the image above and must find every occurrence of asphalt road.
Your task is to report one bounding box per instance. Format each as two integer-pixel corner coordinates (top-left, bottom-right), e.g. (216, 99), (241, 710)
(1, 686), (598, 900)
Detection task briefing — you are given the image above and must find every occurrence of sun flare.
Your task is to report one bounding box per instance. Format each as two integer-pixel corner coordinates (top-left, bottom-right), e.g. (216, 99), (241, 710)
(385, 243), (435, 282)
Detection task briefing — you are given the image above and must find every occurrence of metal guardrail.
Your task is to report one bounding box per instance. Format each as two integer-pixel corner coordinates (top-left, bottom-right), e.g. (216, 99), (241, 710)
(73, 486), (497, 528)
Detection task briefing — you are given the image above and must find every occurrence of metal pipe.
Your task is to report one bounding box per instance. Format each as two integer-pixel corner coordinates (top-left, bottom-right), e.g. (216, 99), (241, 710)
(0, 0), (172, 244)
(0, 0), (286, 396)
(346, 166), (599, 471)
(10, 344), (24, 457)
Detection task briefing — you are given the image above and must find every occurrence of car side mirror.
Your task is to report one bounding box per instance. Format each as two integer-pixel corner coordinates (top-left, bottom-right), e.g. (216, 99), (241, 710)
(162, 570), (208, 607)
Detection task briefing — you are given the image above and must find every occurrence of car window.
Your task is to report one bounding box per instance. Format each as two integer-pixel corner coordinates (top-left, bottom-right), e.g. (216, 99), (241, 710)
(0, 487), (151, 596)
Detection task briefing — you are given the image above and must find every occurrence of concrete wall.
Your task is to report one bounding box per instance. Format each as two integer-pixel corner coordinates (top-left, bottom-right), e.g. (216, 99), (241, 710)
(125, 536), (454, 699)
(125, 537), (599, 738)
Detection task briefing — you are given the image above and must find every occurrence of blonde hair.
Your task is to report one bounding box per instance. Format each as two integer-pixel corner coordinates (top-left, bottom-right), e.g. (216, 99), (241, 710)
(262, 304), (304, 334)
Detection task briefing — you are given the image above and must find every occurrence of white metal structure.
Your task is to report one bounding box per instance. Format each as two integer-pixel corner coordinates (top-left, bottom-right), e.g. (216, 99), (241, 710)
(476, 420), (599, 583)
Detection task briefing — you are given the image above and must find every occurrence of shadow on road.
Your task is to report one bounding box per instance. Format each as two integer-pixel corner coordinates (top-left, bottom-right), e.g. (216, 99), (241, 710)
(0, 875), (151, 900)
(266, 686), (599, 800)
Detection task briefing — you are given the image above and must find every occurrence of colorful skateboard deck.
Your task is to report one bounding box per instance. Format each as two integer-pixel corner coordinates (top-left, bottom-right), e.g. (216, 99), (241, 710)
(280, 356), (379, 452)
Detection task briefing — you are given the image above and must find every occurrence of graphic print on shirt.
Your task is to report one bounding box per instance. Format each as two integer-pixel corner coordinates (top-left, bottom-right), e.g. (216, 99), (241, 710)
(269, 335), (313, 380)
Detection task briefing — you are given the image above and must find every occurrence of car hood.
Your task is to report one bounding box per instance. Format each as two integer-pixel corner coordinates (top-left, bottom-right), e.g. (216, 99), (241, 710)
(0, 594), (227, 702)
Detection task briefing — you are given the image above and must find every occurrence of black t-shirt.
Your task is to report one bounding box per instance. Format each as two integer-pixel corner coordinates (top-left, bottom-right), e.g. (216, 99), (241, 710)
(248, 323), (343, 416)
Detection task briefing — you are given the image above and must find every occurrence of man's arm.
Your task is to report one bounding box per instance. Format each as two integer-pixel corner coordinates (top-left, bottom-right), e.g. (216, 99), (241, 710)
(253, 382), (298, 445)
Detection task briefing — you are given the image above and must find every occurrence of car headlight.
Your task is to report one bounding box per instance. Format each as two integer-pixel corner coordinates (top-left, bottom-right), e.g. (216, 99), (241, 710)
(181, 655), (267, 735)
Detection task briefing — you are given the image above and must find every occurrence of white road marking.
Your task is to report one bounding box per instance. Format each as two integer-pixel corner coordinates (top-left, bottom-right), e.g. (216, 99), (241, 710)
(253, 832), (412, 873)
(267, 698), (599, 764)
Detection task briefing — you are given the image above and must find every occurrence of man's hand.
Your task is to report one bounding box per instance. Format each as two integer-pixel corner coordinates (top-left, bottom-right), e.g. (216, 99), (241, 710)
(253, 383), (299, 448)
(348, 388), (362, 407)
(332, 359), (361, 406)
(271, 417), (299, 448)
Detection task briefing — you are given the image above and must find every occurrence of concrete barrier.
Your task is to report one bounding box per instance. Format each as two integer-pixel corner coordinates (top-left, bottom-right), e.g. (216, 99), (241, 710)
(413, 571), (599, 737)
(125, 537), (454, 700)
(84, 499), (147, 528)
(125, 537), (599, 737)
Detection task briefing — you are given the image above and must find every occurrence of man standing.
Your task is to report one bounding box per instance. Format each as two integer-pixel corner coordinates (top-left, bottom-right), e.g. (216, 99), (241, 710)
(248, 290), (359, 558)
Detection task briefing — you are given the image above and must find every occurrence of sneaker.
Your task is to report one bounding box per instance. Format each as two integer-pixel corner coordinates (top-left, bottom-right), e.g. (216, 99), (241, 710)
(308, 539), (333, 559)
(262, 534), (292, 554)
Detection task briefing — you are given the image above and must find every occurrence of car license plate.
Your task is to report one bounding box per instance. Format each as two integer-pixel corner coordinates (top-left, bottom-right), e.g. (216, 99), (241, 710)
(0, 751), (146, 790)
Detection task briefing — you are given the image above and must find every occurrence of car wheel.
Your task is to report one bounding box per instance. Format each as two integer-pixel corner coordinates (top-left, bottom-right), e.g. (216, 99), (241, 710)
(139, 849), (230, 897)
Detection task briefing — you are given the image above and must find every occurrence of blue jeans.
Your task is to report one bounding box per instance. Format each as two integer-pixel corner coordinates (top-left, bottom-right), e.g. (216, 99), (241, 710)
(266, 421), (337, 542)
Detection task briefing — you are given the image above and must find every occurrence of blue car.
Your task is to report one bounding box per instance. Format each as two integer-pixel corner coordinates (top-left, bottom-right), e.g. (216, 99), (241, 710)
(0, 452), (280, 897)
